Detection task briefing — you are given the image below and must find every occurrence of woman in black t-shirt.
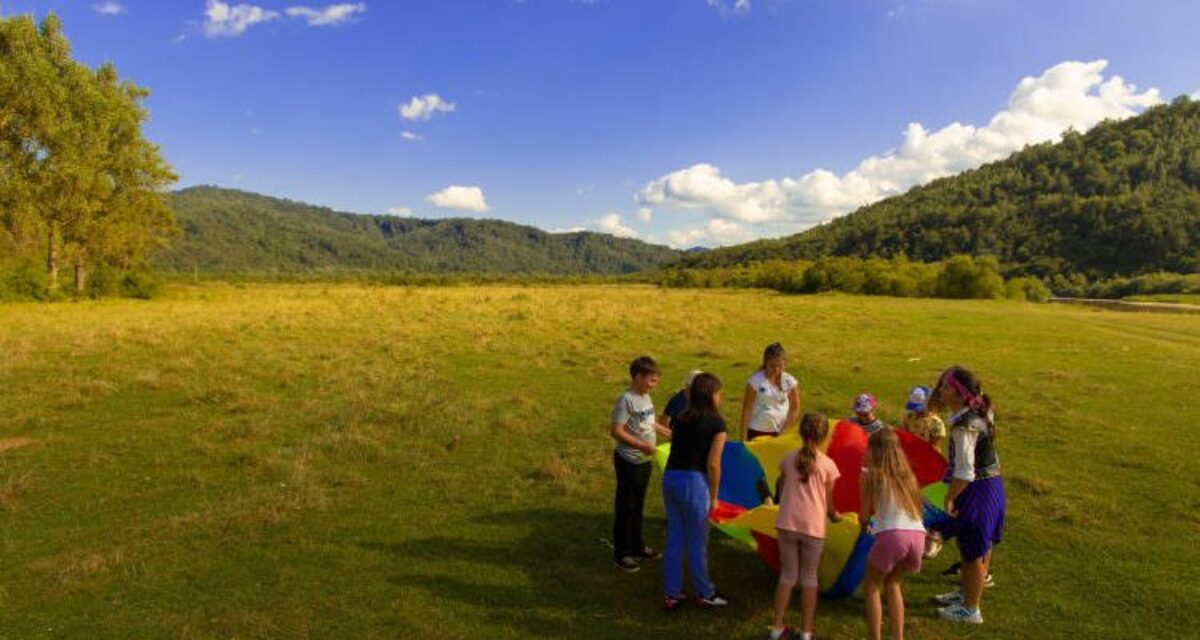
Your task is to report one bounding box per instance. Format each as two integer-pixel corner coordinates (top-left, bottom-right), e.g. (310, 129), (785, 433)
(661, 373), (729, 610)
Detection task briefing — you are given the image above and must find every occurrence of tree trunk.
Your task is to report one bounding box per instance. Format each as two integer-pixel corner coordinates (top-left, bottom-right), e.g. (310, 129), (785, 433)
(74, 259), (87, 296)
(47, 228), (59, 289)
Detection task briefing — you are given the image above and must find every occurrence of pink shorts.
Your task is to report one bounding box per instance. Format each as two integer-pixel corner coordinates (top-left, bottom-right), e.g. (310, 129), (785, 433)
(868, 529), (925, 575)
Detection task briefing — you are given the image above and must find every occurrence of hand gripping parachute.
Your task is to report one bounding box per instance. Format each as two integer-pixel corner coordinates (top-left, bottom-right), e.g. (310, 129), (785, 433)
(656, 420), (947, 596)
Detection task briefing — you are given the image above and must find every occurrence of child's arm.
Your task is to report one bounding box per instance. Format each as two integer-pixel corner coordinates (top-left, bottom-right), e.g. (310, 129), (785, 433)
(655, 421), (673, 440)
(706, 432), (727, 507)
(826, 476), (840, 523)
(740, 384), (756, 436)
(858, 470), (872, 530)
(784, 386), (800, 432)
(944, 424), (979, 516)
(610, 422), (656, 455)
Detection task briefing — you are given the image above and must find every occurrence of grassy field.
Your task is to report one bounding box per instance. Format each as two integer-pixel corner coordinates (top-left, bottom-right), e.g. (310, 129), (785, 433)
(1126, 293), (1200, 305)
(1, 284), (1197, 639)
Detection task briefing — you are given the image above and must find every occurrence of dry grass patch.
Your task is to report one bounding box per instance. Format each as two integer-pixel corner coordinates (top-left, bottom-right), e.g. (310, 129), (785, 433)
(0, 470), (36, 510)
(0, 436), (40, 454)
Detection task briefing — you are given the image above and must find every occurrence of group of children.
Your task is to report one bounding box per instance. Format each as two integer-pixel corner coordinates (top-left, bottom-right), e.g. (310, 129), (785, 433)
(609, 346), (1005, 639)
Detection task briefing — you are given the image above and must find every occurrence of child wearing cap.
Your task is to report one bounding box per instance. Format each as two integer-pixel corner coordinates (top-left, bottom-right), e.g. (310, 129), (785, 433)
(901, 386), (946, 449)
(660, 370), (703, 431)
(849, 393), (886, 435)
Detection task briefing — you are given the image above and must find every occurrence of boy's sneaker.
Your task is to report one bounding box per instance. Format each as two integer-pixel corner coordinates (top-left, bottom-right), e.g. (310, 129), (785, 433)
(940, 564), (994, 587)
(635, 546), (662, 561)
(663, 595), (684, 611)
(615, 556), (640, 573)
(933, 589), (965, 606)
(937, 604), (983, 624)
(694, 592), (730, 608)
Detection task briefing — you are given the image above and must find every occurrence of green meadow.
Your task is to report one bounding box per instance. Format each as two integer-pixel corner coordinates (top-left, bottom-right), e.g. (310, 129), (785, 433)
(1, 284), (1197, 639)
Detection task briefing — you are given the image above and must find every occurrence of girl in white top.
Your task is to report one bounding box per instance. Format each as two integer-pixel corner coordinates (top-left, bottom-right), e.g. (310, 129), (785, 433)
(741, 343), (800, 440)
(859, 427), (926, 640)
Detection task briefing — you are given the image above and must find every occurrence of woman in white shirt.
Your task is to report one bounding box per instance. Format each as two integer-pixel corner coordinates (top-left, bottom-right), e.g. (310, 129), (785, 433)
(741, 342), (800, 440)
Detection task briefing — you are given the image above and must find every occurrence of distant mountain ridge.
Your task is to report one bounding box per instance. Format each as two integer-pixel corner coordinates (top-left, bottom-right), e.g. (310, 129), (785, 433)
(156, 187), (679, 274)
(675, 97), (1200, 277)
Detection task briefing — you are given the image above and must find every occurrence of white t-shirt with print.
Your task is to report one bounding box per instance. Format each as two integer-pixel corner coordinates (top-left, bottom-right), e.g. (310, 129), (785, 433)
(746, 370), (798, 434)
(612, 389), (656, 464)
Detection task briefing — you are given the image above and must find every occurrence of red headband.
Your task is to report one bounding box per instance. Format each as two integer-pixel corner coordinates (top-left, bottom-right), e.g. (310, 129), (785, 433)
(943, 373), (986, 412)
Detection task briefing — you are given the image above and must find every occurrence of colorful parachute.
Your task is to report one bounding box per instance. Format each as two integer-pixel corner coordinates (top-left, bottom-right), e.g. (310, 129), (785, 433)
(655, 419), (947, 596)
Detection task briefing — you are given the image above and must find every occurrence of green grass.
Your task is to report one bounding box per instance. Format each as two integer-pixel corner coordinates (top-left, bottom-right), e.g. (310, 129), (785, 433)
(1, 284), (1197, 639)
(1126, 293), (1200, 305)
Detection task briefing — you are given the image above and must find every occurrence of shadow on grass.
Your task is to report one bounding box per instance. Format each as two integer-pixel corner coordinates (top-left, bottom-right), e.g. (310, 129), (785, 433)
(359, 507), (789, 638)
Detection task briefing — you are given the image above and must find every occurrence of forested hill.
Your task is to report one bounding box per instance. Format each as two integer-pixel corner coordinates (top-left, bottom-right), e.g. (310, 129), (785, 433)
(676, 97), (1200, 278)
(155, 187), (679, 274)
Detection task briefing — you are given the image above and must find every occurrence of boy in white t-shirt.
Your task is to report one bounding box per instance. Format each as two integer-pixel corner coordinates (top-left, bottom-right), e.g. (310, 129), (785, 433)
(610, 355), (672, 573)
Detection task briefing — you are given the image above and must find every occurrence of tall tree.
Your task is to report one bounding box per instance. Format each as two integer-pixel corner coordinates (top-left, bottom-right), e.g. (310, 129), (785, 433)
(0, 14), (176, 293)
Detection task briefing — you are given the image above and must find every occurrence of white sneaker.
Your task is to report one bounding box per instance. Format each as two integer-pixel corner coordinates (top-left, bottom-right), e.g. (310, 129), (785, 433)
(932, 589), (964, 606)
(937, 604), (983, 624)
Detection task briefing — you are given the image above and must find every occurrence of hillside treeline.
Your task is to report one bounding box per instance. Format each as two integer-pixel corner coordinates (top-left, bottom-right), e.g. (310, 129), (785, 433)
(156, 187), (680, 275)
(0, 15), (175, 300)
(655, 255), (1053, 301)
(678, 97), (1200, 279)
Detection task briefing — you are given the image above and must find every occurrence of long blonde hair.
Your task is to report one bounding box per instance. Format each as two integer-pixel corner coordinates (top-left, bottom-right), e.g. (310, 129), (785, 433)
(864, 428), (923, 521)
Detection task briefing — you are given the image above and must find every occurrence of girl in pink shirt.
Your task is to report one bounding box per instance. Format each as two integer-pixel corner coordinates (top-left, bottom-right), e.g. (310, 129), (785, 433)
(768, 413), (841, 640)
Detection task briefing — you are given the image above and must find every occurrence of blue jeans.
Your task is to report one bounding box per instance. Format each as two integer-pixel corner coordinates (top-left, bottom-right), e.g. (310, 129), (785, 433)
(662, 470), (714, 598)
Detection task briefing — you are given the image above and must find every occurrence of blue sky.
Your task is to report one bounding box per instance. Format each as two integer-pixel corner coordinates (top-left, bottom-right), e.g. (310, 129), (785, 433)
(3, 0), (1199, 246)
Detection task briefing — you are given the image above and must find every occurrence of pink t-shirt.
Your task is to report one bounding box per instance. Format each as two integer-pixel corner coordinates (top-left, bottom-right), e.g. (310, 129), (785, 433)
(775, 450), (841, 539)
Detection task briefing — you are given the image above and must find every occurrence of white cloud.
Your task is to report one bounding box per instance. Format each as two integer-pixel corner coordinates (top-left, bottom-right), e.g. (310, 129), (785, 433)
(550, 226), (586, 234)
(667, 218), (756, 248)
(595, 213), (638, 239)
(426, 185), (489, 212)
(400, 94), (456, 121)
(285, 3), (367, 27)
(636, 207), (653, 222)
(92, 2), (126, 16)
(203, 0), (280, 37)
(200, 1), (367, 38)
(642, 60), (1161, 246)
(706, 0), (750, 15)
(387, 206), (413, 216)
(400, 130), (424, 142)
(249, 128), (261, 135)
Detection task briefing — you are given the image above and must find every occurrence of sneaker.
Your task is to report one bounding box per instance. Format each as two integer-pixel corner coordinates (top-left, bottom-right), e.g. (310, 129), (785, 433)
(937, 604), (983, 624)
(933, 589), (964, 606)
(663, 595), (684, 611)
(636, 546), (662, 561)
(765, 627), (794, 640)
(940, 564), (994, 587)
(615, 556), (640, 573)
(694, 592), (730, 608)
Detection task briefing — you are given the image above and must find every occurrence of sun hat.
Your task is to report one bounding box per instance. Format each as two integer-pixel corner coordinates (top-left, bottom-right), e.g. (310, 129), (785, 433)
(906, 385), (931, 412)
(852, 393), (877, 413)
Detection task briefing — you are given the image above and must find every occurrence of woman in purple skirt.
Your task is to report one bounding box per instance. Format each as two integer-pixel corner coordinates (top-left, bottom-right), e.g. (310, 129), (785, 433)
(928, 366), (1005, 625)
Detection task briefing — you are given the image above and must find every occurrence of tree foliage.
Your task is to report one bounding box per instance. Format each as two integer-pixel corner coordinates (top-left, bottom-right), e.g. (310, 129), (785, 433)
(677, 97), (1200, 279)
(0, 14), (176, 296)
(156, 187), (680, 275)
